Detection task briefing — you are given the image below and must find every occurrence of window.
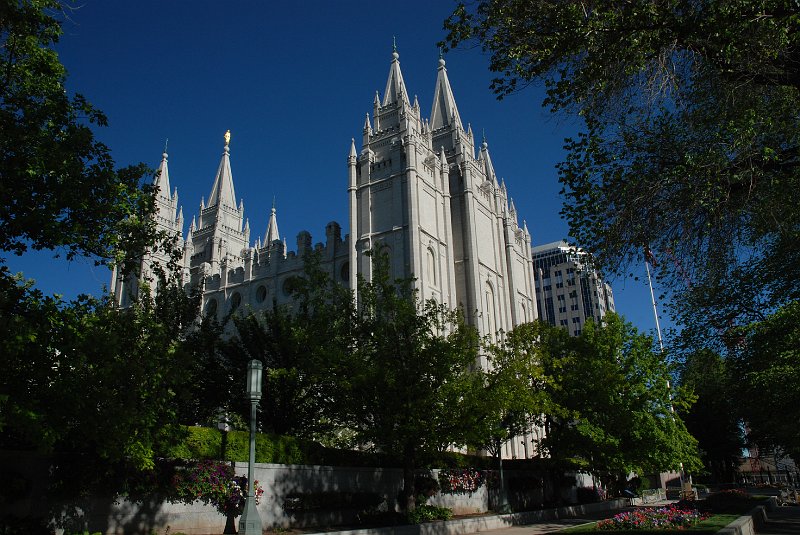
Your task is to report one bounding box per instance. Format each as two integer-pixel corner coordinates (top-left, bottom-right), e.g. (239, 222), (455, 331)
(485, 282), (497, 340)
(230, 292), (242, 312)
(255, 285), (267, 303)
(205, 298), (217, 317)
(427, 248), (436, 285)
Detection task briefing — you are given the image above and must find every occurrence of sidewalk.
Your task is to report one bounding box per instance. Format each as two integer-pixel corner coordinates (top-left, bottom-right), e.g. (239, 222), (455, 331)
(756, 506), (800, 535)
(464, 504), (639, 535)
(304, 499), (673, 535)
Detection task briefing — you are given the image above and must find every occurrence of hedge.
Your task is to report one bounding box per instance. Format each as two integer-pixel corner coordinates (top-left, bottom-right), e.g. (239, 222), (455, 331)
(162, 426), (495, 468)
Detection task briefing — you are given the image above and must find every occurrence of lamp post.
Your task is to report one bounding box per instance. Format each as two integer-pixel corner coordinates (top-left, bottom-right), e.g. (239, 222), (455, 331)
(239, 359), (263, 535)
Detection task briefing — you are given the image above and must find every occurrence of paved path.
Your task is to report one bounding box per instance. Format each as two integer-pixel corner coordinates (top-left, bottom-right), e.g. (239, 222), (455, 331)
(460, 504), (646, 535)
(757, 506), (800, 535)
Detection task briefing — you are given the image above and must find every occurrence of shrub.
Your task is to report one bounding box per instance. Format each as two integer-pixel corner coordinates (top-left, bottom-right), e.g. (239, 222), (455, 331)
(415, 472), (440, 504)
(576, 487), (603, 504)
(703, 489), (760, 513)
(282, 491), (384, 512)
(438, 468), (488, 494)
(171, 460), (263, 515)
(405, 505), (453, 524)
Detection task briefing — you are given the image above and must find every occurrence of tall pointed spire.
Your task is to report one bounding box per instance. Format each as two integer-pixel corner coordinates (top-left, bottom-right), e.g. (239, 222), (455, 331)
(265, 197), (280, 244)
(480, 139), (499, 187)
(207, 130), (237, 209)
(430, 55), (463, 131)
(382, 43), (410, 107)
(154, 144), (171, 199)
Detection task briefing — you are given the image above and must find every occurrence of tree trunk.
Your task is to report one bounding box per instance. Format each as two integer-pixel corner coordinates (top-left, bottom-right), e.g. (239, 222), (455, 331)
(402, 448), (416, 512)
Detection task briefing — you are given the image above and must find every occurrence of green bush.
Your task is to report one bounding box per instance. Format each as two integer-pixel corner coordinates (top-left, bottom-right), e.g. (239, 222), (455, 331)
(703, 489), (761, 513)
(162, 426), (502, 468)
(576, 487), (602, 504)
(405, 504), (453, 524)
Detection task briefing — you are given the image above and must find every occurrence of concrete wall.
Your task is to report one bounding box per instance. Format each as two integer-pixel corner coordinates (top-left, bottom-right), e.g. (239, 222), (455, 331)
(1, 455), (584, 535)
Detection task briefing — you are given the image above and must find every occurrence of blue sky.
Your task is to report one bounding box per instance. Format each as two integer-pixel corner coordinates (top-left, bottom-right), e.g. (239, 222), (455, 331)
(7, 1), (672, 337)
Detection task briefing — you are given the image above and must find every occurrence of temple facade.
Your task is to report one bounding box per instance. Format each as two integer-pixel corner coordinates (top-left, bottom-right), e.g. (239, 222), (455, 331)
(111, 50), (541, 458)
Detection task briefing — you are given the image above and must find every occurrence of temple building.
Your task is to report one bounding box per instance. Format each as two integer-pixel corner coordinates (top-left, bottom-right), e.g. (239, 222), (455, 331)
(113, 49), (550, 459)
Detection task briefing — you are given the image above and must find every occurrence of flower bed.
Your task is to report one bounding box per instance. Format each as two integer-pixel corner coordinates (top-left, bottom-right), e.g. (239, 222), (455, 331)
(596, 506), (710, 531)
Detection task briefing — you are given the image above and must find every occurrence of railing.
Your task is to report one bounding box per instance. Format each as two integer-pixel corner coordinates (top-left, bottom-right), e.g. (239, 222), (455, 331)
(641, 488), (667, 503)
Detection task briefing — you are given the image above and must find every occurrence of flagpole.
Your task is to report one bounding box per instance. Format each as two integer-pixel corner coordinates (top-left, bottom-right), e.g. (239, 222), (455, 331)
(645, 250), (689, 492)
(645, 257), (664, 352)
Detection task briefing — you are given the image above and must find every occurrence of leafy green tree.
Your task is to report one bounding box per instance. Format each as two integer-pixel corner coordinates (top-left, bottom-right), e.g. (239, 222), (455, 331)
(0, 0), (195, 471)
(0, 269), (200, 471)
(443, 1), (800, 349)
(537, 314), (701, 489)
(227, 253), (357, 441)
(730, 302), (800, 460)
(678, 349), (745, 483)
(471, 323), (555, 457)
(470, 322), (559, 510)
(346, 249), (482, 511)
(1, 0), (157, 269)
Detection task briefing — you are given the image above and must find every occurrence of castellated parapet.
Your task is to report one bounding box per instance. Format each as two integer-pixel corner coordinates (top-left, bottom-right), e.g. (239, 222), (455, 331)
(198, 222), (350, 319)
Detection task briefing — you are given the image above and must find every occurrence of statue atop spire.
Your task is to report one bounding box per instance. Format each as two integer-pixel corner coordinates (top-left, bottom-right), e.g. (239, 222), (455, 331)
(224, 129), (231, 147)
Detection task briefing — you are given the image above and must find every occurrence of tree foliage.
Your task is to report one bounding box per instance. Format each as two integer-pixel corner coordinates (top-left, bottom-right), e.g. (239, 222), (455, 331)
(0, 267), (201, 471)
(730, 302), (800, 460)
(346, 249), (482, 510)
(1, 0), (157, 269)
(227, 253), (357, 441)
(531, 315), (701, 485)
(443, 1), (800, 347)
(470, 322), (558, 457)
(678, 349), (745, 483)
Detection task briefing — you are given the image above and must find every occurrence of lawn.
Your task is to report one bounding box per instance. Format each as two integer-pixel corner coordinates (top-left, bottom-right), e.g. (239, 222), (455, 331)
(560, 513), (740, 534)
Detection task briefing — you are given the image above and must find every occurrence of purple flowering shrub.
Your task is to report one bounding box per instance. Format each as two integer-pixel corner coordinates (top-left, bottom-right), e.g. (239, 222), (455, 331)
(172, 460), (264, 516)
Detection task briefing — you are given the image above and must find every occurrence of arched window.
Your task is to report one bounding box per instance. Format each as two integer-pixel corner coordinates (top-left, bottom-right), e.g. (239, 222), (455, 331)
(427, 248), (436, 285)
(230, 292), (242, 312)
(205, 298), (218, 317)
(255, 285), (267, 303)
(485, 282), (496, 341)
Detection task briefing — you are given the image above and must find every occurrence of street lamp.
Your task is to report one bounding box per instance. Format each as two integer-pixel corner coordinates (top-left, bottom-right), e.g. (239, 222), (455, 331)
(239, 359), (263, 535)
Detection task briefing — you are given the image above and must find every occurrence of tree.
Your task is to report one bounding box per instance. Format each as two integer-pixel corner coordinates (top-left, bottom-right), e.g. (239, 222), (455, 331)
(0, 0), (191, 472)
(470, 322), (559, 510)
(730, 302), (800, 460)
(472, 322), (555, 457)
(0, 268), (201, 471)
(536, 315), (701, 489)
(346, 249), (482, 511)
(678, 349), (745, 483)
(227, 253), (357, 442)
(443, 1), (800, 349)
(1, 0), (157, 269)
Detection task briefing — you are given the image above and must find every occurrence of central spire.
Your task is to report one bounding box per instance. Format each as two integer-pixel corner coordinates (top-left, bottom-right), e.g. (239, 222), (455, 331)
(382, 42), (410, 107)
(430, 55), (463, 131)
(207, 130), (237, 210)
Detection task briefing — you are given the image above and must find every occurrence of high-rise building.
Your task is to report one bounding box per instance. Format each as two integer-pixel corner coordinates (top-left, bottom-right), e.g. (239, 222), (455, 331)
(532, 241), (615, 336)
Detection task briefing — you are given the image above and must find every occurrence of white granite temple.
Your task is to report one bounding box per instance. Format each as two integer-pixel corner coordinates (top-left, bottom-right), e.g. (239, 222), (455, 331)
(112, 50), (545, 456)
